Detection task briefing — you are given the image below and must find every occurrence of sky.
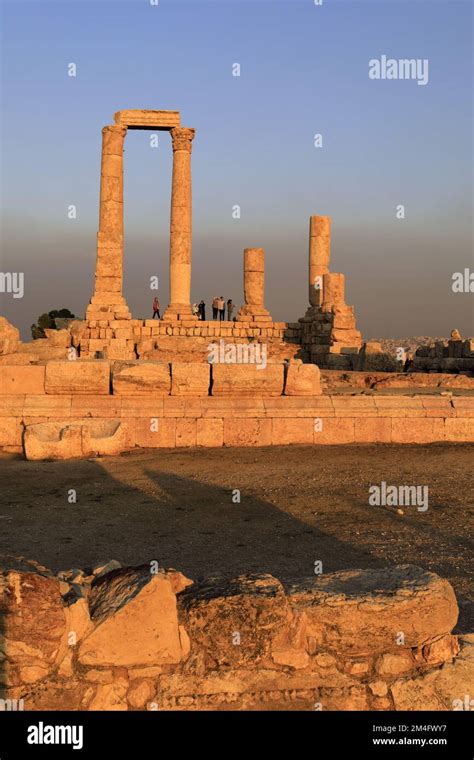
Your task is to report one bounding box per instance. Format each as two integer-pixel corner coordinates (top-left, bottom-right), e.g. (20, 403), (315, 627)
(0, 0), (472, 339)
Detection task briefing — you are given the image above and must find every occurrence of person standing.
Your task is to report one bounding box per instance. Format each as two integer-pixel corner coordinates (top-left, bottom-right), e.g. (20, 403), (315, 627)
(227, 299), (234, 321)
(152, 296), (160, 319)
(218, 296), (225, 321)
(212, 296), (218, 320)
(192, 303), (199, 318)
(198, 299), (206, 321)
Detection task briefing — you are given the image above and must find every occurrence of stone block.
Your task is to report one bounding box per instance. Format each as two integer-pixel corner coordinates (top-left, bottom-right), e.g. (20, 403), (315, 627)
(212, 364), (284, 397)
(374, 396), (426, 417)
(0, 316), (20, 355)
(178, 574), (291, 668)
(223, 418), (272, 446)
(120, 396), (164, 418)
(271, 418), (314, 444)
(444, 418), (474, 442)
(0, 417), (22, 446)
(332, 395), (378, 415)
(0, 557), (66, 685)
(314, 418), (355, 444)
(112, 361), (170, 395)
(71, 395), (122, 418)
(391, 418), (445, 443)
(284, 364), (321, 396)
(354, 418), (392, 443)
(171, 362), (210, 396)
(134, 417), (175, 448)
(23, 420), (129, 460)
(175, 418), (197, 447)
(196, 418), (223, 446)
(45, 361), (110, 395)
(24, 395), (72, 417)
(78, 566), (190, 667)
(288, 565), (458, 656)
(0, 365), (45, 395)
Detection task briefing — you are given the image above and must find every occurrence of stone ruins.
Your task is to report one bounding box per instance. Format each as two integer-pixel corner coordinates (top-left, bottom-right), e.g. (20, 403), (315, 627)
(0, 106), (472, 460)
(0, 108), (473, 714)
(1, 556), (472, 711)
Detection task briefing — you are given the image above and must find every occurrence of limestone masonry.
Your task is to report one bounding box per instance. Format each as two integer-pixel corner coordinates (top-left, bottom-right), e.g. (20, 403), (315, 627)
(0, 107), (473, 460)
(1, 557), (472, 711)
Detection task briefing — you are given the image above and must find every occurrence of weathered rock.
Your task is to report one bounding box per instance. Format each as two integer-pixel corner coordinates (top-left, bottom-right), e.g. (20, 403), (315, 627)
(0, 317), (20, 356)
(43, 329), (71, 348)
(285, 363), (321, 396)
(127, 678), (156, 708)
(69, 320), (87, 348)
(390, 638), (474, 710)
(88, 677), (129, 710)
(91, 560), (122, 579)
(24, 420), (129, 460)
(0, 556), (66, 686)
(1, 560), (469, 712)
(287, 565), (458, 656)
(78, 566), (191, 667)
(178, 574), (292, 668)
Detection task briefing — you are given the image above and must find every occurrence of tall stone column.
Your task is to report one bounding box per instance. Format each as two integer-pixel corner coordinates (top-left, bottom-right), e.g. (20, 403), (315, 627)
(236, 248), (272, 322)
(308, 215), (331, 308)
(87, 124), (131, 320)
(163, 127), (196, 321)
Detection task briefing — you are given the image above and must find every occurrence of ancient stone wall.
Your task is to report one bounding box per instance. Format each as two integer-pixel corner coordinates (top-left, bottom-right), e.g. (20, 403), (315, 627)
(0, 359), (473, 457)
(79, 318), (301, 360)
(1, 558), (472, 711)
(413, 338), (474, 374)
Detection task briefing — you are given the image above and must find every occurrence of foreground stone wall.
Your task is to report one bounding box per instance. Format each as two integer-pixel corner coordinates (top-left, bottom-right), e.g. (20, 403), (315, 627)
(1, 558), (471, 711)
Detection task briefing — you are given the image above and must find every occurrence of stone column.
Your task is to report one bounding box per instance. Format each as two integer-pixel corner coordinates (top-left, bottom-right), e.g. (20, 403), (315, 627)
(87, 124), (131, 320)
(163, 127), (196, 321)
(308, 215), (331, 308)
(236, 248), (272, 322)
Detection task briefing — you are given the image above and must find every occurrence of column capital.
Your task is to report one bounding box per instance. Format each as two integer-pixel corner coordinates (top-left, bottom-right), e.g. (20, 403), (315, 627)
(170, 127), (195, 153)
(102, 124), (128, 138)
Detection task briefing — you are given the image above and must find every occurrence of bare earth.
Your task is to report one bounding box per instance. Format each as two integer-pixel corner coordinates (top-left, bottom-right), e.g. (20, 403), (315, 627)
(0, 444), (472, 631)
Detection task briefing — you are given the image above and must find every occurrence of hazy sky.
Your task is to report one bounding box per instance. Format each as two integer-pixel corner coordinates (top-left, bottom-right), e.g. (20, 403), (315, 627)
(1, 0), (472, 340)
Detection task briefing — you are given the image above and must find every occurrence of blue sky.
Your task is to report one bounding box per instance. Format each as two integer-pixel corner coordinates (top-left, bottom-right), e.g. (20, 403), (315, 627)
(1, 0), (472, 338)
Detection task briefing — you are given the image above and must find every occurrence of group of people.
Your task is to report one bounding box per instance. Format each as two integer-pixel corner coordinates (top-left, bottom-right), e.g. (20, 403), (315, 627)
(193, 297), (234, 321)
(152, 296), (235, 321)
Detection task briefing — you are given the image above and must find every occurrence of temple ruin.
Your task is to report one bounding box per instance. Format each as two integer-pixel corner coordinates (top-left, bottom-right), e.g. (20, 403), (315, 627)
(0, 107), (473, 460)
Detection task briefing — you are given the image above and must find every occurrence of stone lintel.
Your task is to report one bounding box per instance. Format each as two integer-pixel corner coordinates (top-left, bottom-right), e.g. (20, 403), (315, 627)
(114, 109), (181, 130)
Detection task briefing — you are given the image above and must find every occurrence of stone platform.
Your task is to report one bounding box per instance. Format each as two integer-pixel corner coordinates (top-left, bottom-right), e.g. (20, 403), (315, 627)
(0, 360), (473, 458)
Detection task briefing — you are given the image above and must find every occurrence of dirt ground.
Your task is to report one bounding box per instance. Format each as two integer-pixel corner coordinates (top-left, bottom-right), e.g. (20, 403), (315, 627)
(0, 444), (472, 631)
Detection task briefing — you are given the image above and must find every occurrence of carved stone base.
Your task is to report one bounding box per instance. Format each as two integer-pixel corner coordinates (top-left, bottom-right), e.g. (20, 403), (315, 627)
(162, 304), (198, 322)
(236, 305), (273, 323)
(86, 292), (132, 322)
